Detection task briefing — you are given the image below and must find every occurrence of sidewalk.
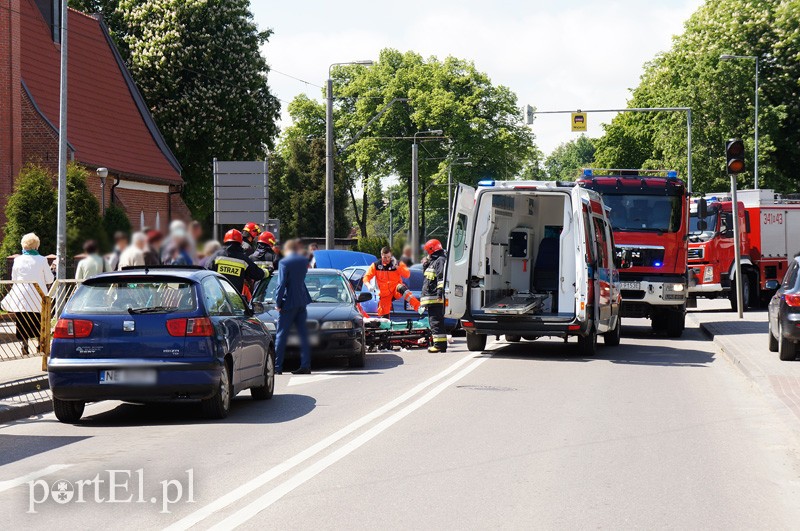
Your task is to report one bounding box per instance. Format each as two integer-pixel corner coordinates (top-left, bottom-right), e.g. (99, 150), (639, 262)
(689, 299), (800, 428)
(0, 355), (51, 423)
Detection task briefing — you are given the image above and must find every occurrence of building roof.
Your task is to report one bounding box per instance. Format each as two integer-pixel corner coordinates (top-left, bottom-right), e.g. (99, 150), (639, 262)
(19, 0), (182, 184)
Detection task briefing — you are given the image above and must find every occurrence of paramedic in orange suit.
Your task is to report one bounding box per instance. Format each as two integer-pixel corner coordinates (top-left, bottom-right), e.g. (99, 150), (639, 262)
(363, 247), (421, 318)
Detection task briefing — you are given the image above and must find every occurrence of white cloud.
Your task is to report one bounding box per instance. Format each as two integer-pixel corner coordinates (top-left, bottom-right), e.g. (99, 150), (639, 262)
(255, 0), (702, 156)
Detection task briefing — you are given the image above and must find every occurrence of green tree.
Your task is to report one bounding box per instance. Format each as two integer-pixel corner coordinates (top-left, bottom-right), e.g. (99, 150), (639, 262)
(102, 204), (132, 244)
(66, 164), (106, 255)
(593, 0), (799, 193)
(545, 135), (596, 181)
(111, 0), (280, 220)
(1, 165), (58, 258)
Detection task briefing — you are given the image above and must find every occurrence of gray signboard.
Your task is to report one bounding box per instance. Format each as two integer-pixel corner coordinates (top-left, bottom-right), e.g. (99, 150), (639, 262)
(213, 159), (268, 238)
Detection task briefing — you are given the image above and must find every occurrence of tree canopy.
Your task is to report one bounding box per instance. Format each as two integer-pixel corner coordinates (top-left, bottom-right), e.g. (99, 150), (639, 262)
(545, 135), (596, 181)
(593, 0), (800, 193)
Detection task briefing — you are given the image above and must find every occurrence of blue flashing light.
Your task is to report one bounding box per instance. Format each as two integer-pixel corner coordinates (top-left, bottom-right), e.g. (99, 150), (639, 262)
(708, 196), (718, 203)
(667, 170), (678, 179)
(478, 179), (495, 187)
(653, 261), (663, 267)
(583, 169), (593, 177)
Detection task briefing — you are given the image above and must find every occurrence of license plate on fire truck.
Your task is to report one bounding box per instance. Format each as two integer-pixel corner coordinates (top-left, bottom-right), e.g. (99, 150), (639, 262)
(619, 281), (641, 290)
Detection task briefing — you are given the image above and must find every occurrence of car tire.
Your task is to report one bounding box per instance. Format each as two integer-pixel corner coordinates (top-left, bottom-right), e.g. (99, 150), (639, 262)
(577, 328), (598, 356)
(768, 320), (779, 353)
(466, 332), (487, 352)
(53, 398), (84, 424)
(349, 333), (367, 368)
(505, 334), (521, 343)
(665, 311), (685, 338)
(778, 323), (797, 361)
(202, 363), (231, 419)
(251, 349), (275, 400)
(603, 317), (622, 346)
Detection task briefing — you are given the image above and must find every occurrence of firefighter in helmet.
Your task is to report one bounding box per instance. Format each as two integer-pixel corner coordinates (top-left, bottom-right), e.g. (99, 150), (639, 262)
(241, 222), (261, 255)
(420, 239), (447, 352)
(207, 229), (264, 300)
(363, 246), (421, 318)
(250, 231), (278, 274)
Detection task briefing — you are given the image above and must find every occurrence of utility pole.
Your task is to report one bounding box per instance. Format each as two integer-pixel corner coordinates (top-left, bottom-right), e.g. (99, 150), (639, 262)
(56, 0), (68, 279)
(410, 129), (443, 262)
(388, 190), (393, 248)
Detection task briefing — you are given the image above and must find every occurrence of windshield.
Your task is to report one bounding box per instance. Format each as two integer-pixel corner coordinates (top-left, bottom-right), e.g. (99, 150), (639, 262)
(689, 210), (718, 234)
(602, 194), (683, 232)
(66, 280), (196, 314)
(256, 273), (353, 304)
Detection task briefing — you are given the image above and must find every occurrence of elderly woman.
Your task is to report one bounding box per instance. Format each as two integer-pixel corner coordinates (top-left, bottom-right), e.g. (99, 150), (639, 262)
(1, 233), (54, 356)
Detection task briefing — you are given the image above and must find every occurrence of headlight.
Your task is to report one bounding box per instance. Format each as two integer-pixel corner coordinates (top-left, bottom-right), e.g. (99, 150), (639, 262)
(670, 284), (685, 292)
(321, 321), (353, 330)
(263, 322), (276, 332)
(703, 266), (714, 283)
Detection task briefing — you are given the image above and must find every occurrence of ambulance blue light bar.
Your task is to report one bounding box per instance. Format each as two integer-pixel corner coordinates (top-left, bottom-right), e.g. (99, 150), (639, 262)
(478, 179), (495, 187)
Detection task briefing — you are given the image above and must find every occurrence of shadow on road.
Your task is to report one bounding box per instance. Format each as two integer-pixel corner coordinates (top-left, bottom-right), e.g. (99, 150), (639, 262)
(0, 434), (91, 466)
(78, 393), (316, 427)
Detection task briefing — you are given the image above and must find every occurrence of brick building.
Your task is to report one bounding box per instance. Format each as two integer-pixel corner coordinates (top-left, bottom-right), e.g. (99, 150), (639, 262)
(0, 0), (191, 233)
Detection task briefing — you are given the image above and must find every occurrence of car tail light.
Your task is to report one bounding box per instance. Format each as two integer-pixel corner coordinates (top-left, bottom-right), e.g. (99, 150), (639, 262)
(167, 317), (215, 337)
(461, 321), (474, 328)
(785, 294), (800, 307)
(53, 319), (93, 339)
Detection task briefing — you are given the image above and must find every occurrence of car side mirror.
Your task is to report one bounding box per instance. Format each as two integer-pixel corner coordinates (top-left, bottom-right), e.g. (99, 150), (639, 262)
(357, 292), (372, 303)
(251, 301), (265, 314)
(765, 280), (780, 291)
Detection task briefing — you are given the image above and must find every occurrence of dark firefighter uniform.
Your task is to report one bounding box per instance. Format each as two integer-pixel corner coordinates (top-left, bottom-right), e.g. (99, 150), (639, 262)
(421, 241), (447, 353)
(250, 231), (278, 275)
(207, 230), (265, 299)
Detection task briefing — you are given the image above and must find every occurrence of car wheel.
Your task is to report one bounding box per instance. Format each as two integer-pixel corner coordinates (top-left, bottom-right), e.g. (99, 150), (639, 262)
(349, 333), (367, 368)
(251, 349), (275, 400)
(466, 332), (487, 352)
(505, 334), (521, 343)
(202, 363), (231, 419)
(53, 398), (84, 424)
(768, 320), (779, 353)
(778, 323), (797, 361)
(665, 311), (685, 338)
(603, 316), (622, 346)
(577, 327), (597, 356)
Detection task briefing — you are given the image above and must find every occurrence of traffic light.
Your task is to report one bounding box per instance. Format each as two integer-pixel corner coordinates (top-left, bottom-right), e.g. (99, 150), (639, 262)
(726, 139), (746, 174)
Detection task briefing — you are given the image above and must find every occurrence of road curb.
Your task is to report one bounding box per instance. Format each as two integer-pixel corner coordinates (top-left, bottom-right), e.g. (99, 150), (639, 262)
(0, 386), (52, 425)
(696, 321), (762, 383)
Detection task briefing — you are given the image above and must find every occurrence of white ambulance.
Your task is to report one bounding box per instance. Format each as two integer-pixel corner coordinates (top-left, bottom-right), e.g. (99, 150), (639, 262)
(444, 179), (624, 355)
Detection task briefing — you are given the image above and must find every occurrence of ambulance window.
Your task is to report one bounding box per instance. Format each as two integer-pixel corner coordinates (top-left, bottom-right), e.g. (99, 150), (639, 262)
(582, 207), (594, 264)
(452, 213), (468, 262)
(593, 217), (609, 268)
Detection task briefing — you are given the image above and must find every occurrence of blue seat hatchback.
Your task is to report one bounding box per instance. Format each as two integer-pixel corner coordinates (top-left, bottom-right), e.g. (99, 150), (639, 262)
(48, 267), (275, 423)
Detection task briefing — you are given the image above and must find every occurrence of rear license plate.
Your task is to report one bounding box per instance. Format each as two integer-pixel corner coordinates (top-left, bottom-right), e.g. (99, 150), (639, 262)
(99, 369), (157, 385)
(619, 281), (641, 290)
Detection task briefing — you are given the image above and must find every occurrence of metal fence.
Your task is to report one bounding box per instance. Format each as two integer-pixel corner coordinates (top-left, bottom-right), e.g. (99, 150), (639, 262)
(0, 280), (82, 370)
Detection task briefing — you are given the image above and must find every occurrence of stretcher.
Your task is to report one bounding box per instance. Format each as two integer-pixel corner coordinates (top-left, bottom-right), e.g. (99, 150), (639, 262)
(483, 293), (549, 315)
(364, 317), (431, 351)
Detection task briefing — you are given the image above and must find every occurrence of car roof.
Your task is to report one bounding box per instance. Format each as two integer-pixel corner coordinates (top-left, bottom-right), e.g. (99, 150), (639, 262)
(89, 266), (214, 283)
(312, 250), (376, 269)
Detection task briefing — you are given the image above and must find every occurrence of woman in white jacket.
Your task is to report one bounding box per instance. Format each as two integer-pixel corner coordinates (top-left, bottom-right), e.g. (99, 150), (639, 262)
(1, 233), (54, 356)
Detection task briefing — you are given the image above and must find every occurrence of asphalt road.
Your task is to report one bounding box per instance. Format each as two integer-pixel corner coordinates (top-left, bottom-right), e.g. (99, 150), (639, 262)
(2, 317), (800, 529)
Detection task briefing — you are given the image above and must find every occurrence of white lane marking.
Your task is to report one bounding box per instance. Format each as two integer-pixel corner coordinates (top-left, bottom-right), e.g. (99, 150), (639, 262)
(0, 464), (73, 494)
(165, 352), (480, 531)
(287, 374), (346, 387)
(212, 355), (489, 529)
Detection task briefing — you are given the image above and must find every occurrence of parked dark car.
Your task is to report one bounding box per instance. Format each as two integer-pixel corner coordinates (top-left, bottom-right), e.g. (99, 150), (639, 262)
(768, 256), (800, 360)
(344, 264), (460, 331)
(48, 267), (275, 423)
(252, 269), (371, 368)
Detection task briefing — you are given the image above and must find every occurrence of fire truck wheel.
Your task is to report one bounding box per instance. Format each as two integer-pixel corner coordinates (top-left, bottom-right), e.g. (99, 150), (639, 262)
(665, 312), (685, 338)
(768, 321), (779, 352)
(729, 274), (752, 311)
(505, 334), (521, 343)
(778, 323), (798, 361)
(651, 312), (667, 331)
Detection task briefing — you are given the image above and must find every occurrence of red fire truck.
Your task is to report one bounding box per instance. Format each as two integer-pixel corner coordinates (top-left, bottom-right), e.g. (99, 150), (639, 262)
(579, 169), (689, 337)
(687, 189), (800, 309)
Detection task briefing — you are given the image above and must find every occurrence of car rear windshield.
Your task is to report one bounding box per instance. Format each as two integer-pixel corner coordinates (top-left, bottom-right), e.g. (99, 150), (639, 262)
(255, 273), (353, 304)
(66, 279), (197, 315)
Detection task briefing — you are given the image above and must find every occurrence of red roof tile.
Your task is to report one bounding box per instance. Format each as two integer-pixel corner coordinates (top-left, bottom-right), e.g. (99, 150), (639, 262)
(19, 0), (182, 184)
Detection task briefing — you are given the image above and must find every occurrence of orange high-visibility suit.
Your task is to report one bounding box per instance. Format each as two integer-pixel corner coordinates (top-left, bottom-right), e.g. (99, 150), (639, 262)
(363, 258), (421, 317)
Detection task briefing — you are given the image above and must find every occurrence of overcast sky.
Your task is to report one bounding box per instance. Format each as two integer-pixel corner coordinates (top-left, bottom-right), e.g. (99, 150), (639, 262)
(250, 0), (703, 156)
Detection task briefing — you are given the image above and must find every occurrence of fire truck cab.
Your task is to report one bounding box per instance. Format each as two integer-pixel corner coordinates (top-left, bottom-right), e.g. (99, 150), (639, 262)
(579, 169), (689, 337)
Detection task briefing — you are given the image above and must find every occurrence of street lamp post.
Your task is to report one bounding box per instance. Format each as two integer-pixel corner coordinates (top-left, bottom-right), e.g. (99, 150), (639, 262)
(325, 60), (373, 250)
(388, 190), (393, 248)
(410, 129), (443, 262)
(720, 54), (760, 189)
(96, 167), (108, 217)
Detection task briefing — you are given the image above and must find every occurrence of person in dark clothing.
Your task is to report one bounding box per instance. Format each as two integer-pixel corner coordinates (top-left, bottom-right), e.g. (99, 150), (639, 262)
(206, 229), (265, 299)
(399, 244), (414, 267)
(241, 222), (261, 255)
(250, 231), (278, 273)
(274, 239), (313, 375)
(420, 239), (447, 353)
(271, 242), (283, 271)
(144, 230), (163, 267)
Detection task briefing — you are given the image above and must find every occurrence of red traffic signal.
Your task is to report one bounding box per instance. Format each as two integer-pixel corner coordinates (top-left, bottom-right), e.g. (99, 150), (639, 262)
(726, 139), (745, 175)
